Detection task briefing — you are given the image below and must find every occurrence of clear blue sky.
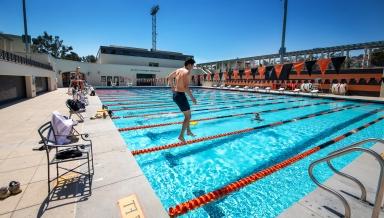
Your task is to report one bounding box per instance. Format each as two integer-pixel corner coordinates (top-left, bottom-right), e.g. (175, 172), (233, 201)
(1, 0), (383, 63)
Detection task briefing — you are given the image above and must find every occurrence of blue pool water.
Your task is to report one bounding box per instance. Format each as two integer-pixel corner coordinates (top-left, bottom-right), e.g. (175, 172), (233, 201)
(98, 88), (384, 217)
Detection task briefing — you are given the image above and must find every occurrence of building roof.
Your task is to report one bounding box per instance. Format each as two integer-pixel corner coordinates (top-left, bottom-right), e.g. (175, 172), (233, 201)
(0, 33), (21, 41)
(98, 45), (193, 61)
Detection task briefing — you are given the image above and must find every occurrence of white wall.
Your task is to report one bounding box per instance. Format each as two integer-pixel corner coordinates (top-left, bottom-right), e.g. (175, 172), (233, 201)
(98, 53), (185, 68)
(53, 58), (179, 87)
(0, 59), (57, 98)
(0, 60), (55, 78)
(53, 58), (202, 87)
(0, 36), (27, 53)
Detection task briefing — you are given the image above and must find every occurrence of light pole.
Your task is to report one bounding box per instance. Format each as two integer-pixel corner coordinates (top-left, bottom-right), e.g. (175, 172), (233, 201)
(279, 0), (288, 64)
(22, 0), (30, 55)
(150, 5), (160, 51)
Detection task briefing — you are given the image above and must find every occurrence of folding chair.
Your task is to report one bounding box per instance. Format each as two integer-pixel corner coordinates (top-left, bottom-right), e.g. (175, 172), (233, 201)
(38, 121), (93, 194)
(77, 91), (89, 106)
(66, 99), (86, 123)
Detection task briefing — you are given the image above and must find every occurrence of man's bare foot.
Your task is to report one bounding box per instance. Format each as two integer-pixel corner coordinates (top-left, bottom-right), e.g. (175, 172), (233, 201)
(178, 136), (186, 143)
(187, 131), (196, 137)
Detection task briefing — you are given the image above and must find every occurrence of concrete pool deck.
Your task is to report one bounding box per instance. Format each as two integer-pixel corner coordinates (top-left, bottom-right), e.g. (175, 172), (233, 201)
(0, 88), (167, 218)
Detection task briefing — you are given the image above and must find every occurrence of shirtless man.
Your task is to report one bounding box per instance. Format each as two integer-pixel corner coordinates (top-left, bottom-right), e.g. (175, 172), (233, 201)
(167, 58), (197, 142)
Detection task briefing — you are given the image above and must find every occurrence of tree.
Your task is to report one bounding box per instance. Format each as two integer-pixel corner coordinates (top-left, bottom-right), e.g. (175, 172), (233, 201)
(63, 52), (81, 61)
(31, 31), (73, 58)
(371, 48), (384, 67)
(81, 55), (97, 63)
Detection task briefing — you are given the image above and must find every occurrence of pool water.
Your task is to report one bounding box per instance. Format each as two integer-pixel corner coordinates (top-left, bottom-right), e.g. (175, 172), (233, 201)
(97, 88), (384, 217)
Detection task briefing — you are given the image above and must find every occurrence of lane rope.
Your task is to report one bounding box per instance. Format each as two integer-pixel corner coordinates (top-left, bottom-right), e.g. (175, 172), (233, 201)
(118, 101), (334, 132)
(168, 113), (384, 217)
(131, 104), (362, 156)
(110, 96), (288, 112)
(112, 97), (305, 119)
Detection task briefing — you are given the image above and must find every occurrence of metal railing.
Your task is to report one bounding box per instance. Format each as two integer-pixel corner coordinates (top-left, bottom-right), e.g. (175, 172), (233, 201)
(0, 49), (53, 70)
(308, 138), (384, 218)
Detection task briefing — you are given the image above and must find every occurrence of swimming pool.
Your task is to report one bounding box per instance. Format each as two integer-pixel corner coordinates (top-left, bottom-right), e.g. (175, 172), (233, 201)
(97, 88), (384, 217)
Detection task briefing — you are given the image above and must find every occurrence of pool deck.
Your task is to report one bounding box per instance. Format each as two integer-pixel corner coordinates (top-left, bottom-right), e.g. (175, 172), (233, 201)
(279, 143), (384, 218)
(0, 88), (168, 218)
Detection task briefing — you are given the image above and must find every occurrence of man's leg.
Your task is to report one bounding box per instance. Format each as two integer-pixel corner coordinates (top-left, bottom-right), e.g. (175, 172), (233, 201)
(178, 110), (191, 142)
(186, 110), (195, 136)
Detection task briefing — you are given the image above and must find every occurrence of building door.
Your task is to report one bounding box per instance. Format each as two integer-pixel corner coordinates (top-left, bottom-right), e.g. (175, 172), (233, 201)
(62, 72), (71, 87)
(35, 77), (48, 94)
(113, 76), (119, 86)
(107, 76), (112, 86)
(0, 75), (26, 105)
(62, 72), (86, 87)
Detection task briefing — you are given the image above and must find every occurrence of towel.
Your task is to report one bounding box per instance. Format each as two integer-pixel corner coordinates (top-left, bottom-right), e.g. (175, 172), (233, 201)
(50, 111), (75, 145)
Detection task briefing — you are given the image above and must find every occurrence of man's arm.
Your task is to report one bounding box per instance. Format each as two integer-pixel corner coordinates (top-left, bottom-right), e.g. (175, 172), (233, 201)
(184, 74), (196, 104)
(167, 71), (177, 90)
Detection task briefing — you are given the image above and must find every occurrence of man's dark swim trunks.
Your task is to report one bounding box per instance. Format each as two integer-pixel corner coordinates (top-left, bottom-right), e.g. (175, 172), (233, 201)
(173, 92), (190, 112)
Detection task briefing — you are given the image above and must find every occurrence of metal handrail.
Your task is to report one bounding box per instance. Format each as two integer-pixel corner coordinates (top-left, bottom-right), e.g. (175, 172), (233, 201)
(325, 138), (384, 202)
(308, 138), (384, 218)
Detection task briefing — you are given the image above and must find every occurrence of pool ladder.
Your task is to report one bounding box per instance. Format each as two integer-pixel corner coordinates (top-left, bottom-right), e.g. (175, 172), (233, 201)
(308, 138), (384, 218)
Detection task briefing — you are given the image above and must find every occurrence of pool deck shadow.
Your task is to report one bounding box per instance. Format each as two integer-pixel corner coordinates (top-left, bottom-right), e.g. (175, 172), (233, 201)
(0, 88), (167, 218)
(36, 175), (92, 218)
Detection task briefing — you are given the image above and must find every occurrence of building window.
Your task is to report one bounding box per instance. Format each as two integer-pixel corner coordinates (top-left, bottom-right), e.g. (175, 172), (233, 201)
(149, 62), (159, 67)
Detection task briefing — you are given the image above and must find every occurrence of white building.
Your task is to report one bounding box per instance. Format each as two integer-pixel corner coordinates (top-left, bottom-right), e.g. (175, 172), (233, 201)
(54, 45), (193, 87)
(0, 33), (197, 104)
(0, 33), (56, 105)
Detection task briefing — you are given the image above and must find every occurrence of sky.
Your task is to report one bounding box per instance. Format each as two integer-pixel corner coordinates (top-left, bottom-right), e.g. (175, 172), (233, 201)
(1, 0), (383, 63)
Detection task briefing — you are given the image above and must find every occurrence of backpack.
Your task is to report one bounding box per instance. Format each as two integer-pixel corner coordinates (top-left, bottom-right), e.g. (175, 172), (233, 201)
(67, 99), (80, 111)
